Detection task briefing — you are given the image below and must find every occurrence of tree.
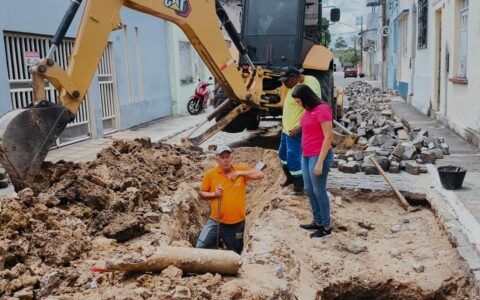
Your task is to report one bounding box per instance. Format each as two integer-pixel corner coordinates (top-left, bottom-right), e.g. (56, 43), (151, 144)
(334, 37), (348, 50)
(339, 51), (360, 65)
(321, 18), (332, 48)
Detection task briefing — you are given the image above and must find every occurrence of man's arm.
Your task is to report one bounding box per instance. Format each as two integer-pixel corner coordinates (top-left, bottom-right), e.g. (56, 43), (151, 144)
(236, 169), (265, 181)
(199, 188), (222, 200)
(198, 172), (222, 201)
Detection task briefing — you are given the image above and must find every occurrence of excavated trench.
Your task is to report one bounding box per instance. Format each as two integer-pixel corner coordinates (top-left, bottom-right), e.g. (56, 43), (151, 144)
(0, 138), (478, 299)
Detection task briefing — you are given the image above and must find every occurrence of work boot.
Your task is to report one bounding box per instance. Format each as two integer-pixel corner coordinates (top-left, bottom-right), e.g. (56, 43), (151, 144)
(290, 177), (304, 195)
(280, 166), (294, 187)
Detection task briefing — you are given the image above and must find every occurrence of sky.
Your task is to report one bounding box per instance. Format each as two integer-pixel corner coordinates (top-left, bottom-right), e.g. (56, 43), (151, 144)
(325, 0), (371, 46)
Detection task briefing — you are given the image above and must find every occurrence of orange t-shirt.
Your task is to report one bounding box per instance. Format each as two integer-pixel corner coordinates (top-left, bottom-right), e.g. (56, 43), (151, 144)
(200, 165), (252, 224)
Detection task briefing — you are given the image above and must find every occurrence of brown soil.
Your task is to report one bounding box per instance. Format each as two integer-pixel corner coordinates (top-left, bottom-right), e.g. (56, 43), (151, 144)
(0, 139), (477, 299)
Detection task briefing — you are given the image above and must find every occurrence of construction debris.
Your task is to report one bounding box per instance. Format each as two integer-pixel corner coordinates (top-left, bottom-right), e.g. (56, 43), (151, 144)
(335, 81), (450, 175)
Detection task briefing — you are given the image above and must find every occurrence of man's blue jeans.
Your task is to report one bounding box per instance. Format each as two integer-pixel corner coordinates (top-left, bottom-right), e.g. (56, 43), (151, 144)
(279, 132), (303, 178)
(196, 218), (245, 254)
(301, 150), (334, 227)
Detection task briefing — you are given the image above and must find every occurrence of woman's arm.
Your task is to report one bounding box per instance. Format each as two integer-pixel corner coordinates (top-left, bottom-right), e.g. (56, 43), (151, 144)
(314, 121), (333, 176)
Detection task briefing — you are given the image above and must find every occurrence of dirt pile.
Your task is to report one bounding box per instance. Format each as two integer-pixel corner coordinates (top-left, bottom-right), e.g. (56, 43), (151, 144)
(0, 139), (211, 298)
(0, 140), (478, 299)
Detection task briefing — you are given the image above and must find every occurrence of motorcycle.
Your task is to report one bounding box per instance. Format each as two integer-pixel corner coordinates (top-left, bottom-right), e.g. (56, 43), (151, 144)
(187, 77), (213, 115)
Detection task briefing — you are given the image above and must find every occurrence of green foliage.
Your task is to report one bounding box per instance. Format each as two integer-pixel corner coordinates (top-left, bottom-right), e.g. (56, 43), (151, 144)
(321, 18), (331, 48)
(332, 49), (359, 65)
(334, 37), (348, 50)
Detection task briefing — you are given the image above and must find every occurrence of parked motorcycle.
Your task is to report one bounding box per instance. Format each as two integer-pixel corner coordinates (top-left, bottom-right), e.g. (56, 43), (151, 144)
(187, 77), (213, 115)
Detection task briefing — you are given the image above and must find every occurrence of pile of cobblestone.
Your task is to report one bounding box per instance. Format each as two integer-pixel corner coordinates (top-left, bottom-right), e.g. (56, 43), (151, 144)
(336, 81), (449, 175)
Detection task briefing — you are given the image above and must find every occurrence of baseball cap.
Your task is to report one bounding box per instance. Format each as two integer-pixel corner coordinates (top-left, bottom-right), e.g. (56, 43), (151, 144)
(279, 66), (304, 81)
(216, 145), (232, 156)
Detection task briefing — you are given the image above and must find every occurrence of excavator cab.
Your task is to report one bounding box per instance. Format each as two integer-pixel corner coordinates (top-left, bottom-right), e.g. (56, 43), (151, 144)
(240, 0), (306, 70)
(214, 0), (341, 132)
(241, 0), (340, 103)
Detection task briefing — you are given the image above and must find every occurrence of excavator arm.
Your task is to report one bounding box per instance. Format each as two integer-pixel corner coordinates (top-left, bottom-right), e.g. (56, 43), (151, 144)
(0, 0), (262, 190)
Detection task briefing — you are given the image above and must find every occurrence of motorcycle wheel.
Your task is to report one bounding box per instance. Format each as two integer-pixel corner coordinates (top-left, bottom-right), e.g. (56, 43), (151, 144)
(187, 99), (202, 115)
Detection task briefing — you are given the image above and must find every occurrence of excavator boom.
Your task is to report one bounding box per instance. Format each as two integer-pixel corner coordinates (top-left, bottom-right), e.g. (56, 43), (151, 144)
(0, 0), (261, 191)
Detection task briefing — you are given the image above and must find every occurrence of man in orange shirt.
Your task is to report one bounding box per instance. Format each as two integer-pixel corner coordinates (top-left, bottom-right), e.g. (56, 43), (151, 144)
(196, 145), (265, 254)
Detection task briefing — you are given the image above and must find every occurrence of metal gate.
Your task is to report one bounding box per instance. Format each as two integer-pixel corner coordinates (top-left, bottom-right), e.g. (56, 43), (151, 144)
(97, 43), (118, 134)
(3, 31), (118, 145)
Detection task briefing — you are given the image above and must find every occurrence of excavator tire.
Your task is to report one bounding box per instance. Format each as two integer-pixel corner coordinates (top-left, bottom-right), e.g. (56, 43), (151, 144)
(213, 87), (260, 133)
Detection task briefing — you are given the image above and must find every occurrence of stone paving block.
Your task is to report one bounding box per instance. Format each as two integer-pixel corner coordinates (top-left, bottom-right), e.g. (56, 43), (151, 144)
(431, 148), (444, 159)
(420, 151), (436, 164)
(401, 143), (417, 160)
(392, 143), (405, 158)
(388, 161), (400, 173)
(404, 161), (420, 175)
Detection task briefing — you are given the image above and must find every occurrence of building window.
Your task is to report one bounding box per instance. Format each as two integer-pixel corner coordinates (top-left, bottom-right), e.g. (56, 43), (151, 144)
(179, 41), (194, 85)
(459, 0), (469, 78)
(417, 0), (428, 49)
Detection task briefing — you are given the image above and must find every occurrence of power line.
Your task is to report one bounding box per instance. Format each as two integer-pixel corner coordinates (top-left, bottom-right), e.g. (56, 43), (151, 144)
(335, 21), (360, 31)
(331, 31), (361, 36)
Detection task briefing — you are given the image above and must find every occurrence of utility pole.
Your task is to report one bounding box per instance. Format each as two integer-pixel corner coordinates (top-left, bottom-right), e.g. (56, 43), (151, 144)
(356, 16), (364, 73)
(354, 37), (357, 63)
(318, 0), (323, 45)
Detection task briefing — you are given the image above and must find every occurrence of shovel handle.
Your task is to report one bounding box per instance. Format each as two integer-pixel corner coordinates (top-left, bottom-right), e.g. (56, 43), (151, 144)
(369, 156), (411, 210)
(216, 195), (221, 249)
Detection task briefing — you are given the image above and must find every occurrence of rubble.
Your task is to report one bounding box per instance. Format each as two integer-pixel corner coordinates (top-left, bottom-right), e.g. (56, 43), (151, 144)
(337, 81), (450, 175)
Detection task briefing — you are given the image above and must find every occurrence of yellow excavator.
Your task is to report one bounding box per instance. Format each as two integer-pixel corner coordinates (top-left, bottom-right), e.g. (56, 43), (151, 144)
(0, 0), (352, 191)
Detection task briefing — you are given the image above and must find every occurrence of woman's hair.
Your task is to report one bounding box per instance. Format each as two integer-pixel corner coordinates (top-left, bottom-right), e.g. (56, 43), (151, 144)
(291, 84), (326, 111)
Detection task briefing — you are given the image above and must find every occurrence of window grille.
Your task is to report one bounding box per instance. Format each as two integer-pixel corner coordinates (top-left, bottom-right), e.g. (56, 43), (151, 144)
(97, 43), (118, 133)
(417, 0), (428, 49)
(3, 32), (118, 145)
(459, 0), (468, 77)
(179, 41), (194, 85)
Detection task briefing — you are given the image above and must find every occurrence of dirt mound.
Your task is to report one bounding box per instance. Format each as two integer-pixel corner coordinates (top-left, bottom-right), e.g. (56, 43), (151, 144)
(0, 139), (211, 298)
(0, 141), (477, 299)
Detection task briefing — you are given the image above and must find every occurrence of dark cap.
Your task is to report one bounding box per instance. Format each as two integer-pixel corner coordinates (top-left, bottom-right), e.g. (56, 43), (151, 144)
(279, 67), (304, 81)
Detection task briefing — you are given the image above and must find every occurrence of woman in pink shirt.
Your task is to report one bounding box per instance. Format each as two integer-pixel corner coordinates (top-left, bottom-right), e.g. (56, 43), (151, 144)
(291, 84), (334, 239)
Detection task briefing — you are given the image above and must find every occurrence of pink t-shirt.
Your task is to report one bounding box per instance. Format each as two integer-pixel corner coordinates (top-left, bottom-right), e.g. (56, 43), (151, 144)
(300, 104), (333, 157)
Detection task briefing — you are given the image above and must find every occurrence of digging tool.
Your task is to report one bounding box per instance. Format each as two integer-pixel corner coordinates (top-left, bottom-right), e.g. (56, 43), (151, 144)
(369, 156), (419, 212)
(90, 246), (242, 275)
(333, 119), (353, 135)
(0, 0), (82, 190)
(216, 185), (222, 249)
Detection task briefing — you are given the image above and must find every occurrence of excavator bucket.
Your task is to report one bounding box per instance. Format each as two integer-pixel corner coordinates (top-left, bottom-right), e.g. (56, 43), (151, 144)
(0, 102), (73, 191)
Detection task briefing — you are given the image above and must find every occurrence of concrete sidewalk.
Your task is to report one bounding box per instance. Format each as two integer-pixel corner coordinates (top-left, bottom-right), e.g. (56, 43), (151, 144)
(390, 98), (480, 217)
(46, 110), (210, 163)
(390, 98), (480, 265)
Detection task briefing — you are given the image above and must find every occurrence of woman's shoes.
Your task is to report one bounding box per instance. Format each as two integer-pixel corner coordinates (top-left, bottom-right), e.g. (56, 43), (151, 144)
(310, 227), (332, 239)
(299, 223), (322, 230)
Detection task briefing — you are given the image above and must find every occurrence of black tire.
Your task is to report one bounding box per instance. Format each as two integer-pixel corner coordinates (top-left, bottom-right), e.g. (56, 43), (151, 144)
(187, 98), (202, 115)
(0, 178), (9, 189)
(246, 113), (260, 130)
